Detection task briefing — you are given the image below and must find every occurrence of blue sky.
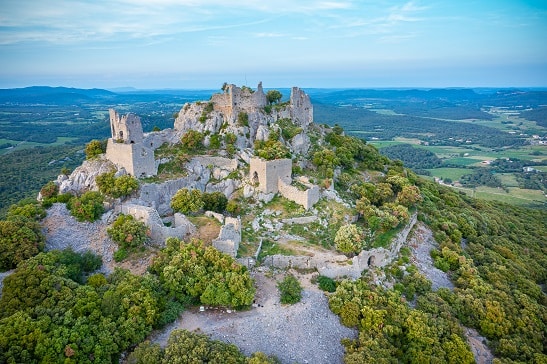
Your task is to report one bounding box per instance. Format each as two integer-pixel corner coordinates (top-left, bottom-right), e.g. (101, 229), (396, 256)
(0, 0), (546, 89)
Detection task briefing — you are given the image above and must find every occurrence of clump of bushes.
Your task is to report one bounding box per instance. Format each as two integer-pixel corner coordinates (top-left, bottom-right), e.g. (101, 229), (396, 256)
(67, 191), (104, 222)
(277, 274), (302, 304)
(108, 214), (149, 262)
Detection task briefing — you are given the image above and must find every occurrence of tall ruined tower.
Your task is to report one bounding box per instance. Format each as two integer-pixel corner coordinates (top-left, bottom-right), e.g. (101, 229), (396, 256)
(109, 109), (144, 144)
(105, 109), (157, 177)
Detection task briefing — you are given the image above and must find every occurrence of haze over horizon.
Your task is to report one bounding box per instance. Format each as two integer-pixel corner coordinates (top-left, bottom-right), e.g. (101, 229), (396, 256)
(1, 0), (546, 89)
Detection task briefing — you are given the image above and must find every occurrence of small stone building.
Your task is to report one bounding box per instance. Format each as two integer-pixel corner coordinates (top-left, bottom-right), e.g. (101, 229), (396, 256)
(105, 109), (157, 177)
(249, 157), (319, 210)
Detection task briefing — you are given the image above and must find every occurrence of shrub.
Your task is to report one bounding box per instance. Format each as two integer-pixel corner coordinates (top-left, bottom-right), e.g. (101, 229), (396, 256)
(181, 130), (204, 151)
(226, 200), (241, 215)
(202, 191), (228, 213)
(108, 214), (149, 250)
(67, 191), (104, 222)
(237, 112), (249, 127)
(40, 181), (59, 200)
(278, 274), (302, 304)
(7, 199), (46, 221)
(97, 172), (140, 199)
(171, 188), (204, 214)
(85, 139), (106, 159)
(317, 276), (337, 292)
(334, 224), (363, 255)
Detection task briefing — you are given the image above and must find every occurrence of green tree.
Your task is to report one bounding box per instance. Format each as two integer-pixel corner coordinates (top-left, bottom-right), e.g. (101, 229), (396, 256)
(334, 224), (364, 255)
(202, 191), (228, 213)
(0, 217), (45, 271)
(266, 90), (282, 104)
(154, 238), (255, 308)
(277, 274), (302, 304)
(67, 191), (104, 222)
(170, 188), (204, 214)
(85, 139), (106, 159)
(108, 214), (149, 250)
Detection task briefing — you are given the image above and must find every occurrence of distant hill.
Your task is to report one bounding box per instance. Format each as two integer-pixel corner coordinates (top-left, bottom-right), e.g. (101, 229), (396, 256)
(0, 86), (116, 104)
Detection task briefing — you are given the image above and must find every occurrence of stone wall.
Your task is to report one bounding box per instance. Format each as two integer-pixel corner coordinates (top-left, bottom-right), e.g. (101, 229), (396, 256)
(210, 82), (267, 122)
(105, 139), (156, 177)
(105, 109), (157, 177)
(262, 213), (418, 279)
(249, 157), (292, 194)
(119, 204), (195, 245)
(109, 109), (144, 144)
(212, 216), (242, 257)
(277, 178), (320, 210)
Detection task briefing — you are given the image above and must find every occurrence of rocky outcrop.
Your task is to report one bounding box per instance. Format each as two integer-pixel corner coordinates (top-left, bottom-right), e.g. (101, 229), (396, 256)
(173, 83), (313, 151)
(58, 158), (116, 194)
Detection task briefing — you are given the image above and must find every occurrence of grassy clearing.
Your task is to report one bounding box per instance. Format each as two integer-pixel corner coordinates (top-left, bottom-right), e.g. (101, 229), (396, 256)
(450, 185), (546, 207)
(257, 239), (297, 261)
(498, 173), (520, 187)
(426, 168), (470, 181)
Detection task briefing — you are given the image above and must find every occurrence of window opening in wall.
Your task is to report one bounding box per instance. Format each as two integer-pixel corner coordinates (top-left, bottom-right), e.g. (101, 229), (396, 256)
(252, 171), (259, 185)
(368, 255), (376, 267)
(119, 131), (123, 139)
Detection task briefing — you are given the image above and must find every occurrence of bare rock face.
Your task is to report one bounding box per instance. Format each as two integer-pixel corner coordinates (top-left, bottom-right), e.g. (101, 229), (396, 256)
(59, 158), (116, 194)
(289, 132), (311, 155)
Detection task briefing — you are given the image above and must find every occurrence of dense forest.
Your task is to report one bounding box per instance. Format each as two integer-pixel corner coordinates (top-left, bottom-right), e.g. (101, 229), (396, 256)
(380, 144), (443, 170)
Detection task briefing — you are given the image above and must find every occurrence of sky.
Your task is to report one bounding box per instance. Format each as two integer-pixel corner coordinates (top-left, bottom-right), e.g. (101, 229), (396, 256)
(0, 0), (546, 89)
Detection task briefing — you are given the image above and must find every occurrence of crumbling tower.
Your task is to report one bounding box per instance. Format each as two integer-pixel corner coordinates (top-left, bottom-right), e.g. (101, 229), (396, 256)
(105, 109), (157, 177)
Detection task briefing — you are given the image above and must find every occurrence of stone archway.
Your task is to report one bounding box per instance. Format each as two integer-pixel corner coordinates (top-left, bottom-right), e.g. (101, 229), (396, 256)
(367, 255), (376, 268)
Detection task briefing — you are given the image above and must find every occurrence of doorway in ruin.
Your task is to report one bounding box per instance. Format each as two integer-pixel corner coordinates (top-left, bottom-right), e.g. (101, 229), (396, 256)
(252, 171), (259, 185)
(367, 255), (376, 267)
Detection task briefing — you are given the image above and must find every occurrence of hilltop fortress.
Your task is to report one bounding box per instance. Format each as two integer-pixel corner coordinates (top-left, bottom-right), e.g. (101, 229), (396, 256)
(59, 83), (319, 257)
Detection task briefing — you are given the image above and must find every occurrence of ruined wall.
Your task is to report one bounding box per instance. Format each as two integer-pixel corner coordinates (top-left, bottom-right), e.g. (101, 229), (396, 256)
(109, 109), (144, 144)
(262, 213), (418, 279)
(277, 178), (320, 210)
(249, 157), (292, 194)
(105, 140), (156, 177)
(212, 216), (241, 257)
(289, 87), (313, 127)
(119, 204), (195, 245)
(210, 82), (267, 122)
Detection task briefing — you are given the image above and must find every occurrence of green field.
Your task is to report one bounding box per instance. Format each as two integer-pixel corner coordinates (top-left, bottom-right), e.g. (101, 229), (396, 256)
(425, 168), (470, 181)
(0, 137), (80, 155)
(458, 186), (546, 207)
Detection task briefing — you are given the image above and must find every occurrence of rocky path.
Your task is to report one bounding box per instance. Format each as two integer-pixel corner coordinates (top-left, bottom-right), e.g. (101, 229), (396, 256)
(408, 222), (454, 291)
(150, 269), (356, 364)
(408, 222), (493, 363)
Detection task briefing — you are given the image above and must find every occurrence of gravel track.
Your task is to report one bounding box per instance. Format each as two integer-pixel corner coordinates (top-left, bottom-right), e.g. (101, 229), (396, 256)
(150, 270), (356, 364)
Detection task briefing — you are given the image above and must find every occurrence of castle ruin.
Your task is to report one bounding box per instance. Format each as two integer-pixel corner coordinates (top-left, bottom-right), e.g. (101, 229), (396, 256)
(105, 109), (157, 177)
(249, 157), (319, 210)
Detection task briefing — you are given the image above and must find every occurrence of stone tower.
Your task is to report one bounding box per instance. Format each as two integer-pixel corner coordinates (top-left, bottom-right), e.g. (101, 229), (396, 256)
(109, 109), (144, 144)
(105, 109), (157, 177)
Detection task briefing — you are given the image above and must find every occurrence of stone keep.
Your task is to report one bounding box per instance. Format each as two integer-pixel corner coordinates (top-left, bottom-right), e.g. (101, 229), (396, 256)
(249, 157), (292, 194)
(105, 109), (157, 177)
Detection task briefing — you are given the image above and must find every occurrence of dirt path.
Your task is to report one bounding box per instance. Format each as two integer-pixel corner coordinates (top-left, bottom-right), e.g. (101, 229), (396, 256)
(149, 269), (356, 364)
(408, 222), (493, 363)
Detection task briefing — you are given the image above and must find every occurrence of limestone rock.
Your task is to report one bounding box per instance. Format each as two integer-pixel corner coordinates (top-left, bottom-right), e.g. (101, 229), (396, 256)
(290, 132), (311, 155)
(59, 158), (116, 194)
